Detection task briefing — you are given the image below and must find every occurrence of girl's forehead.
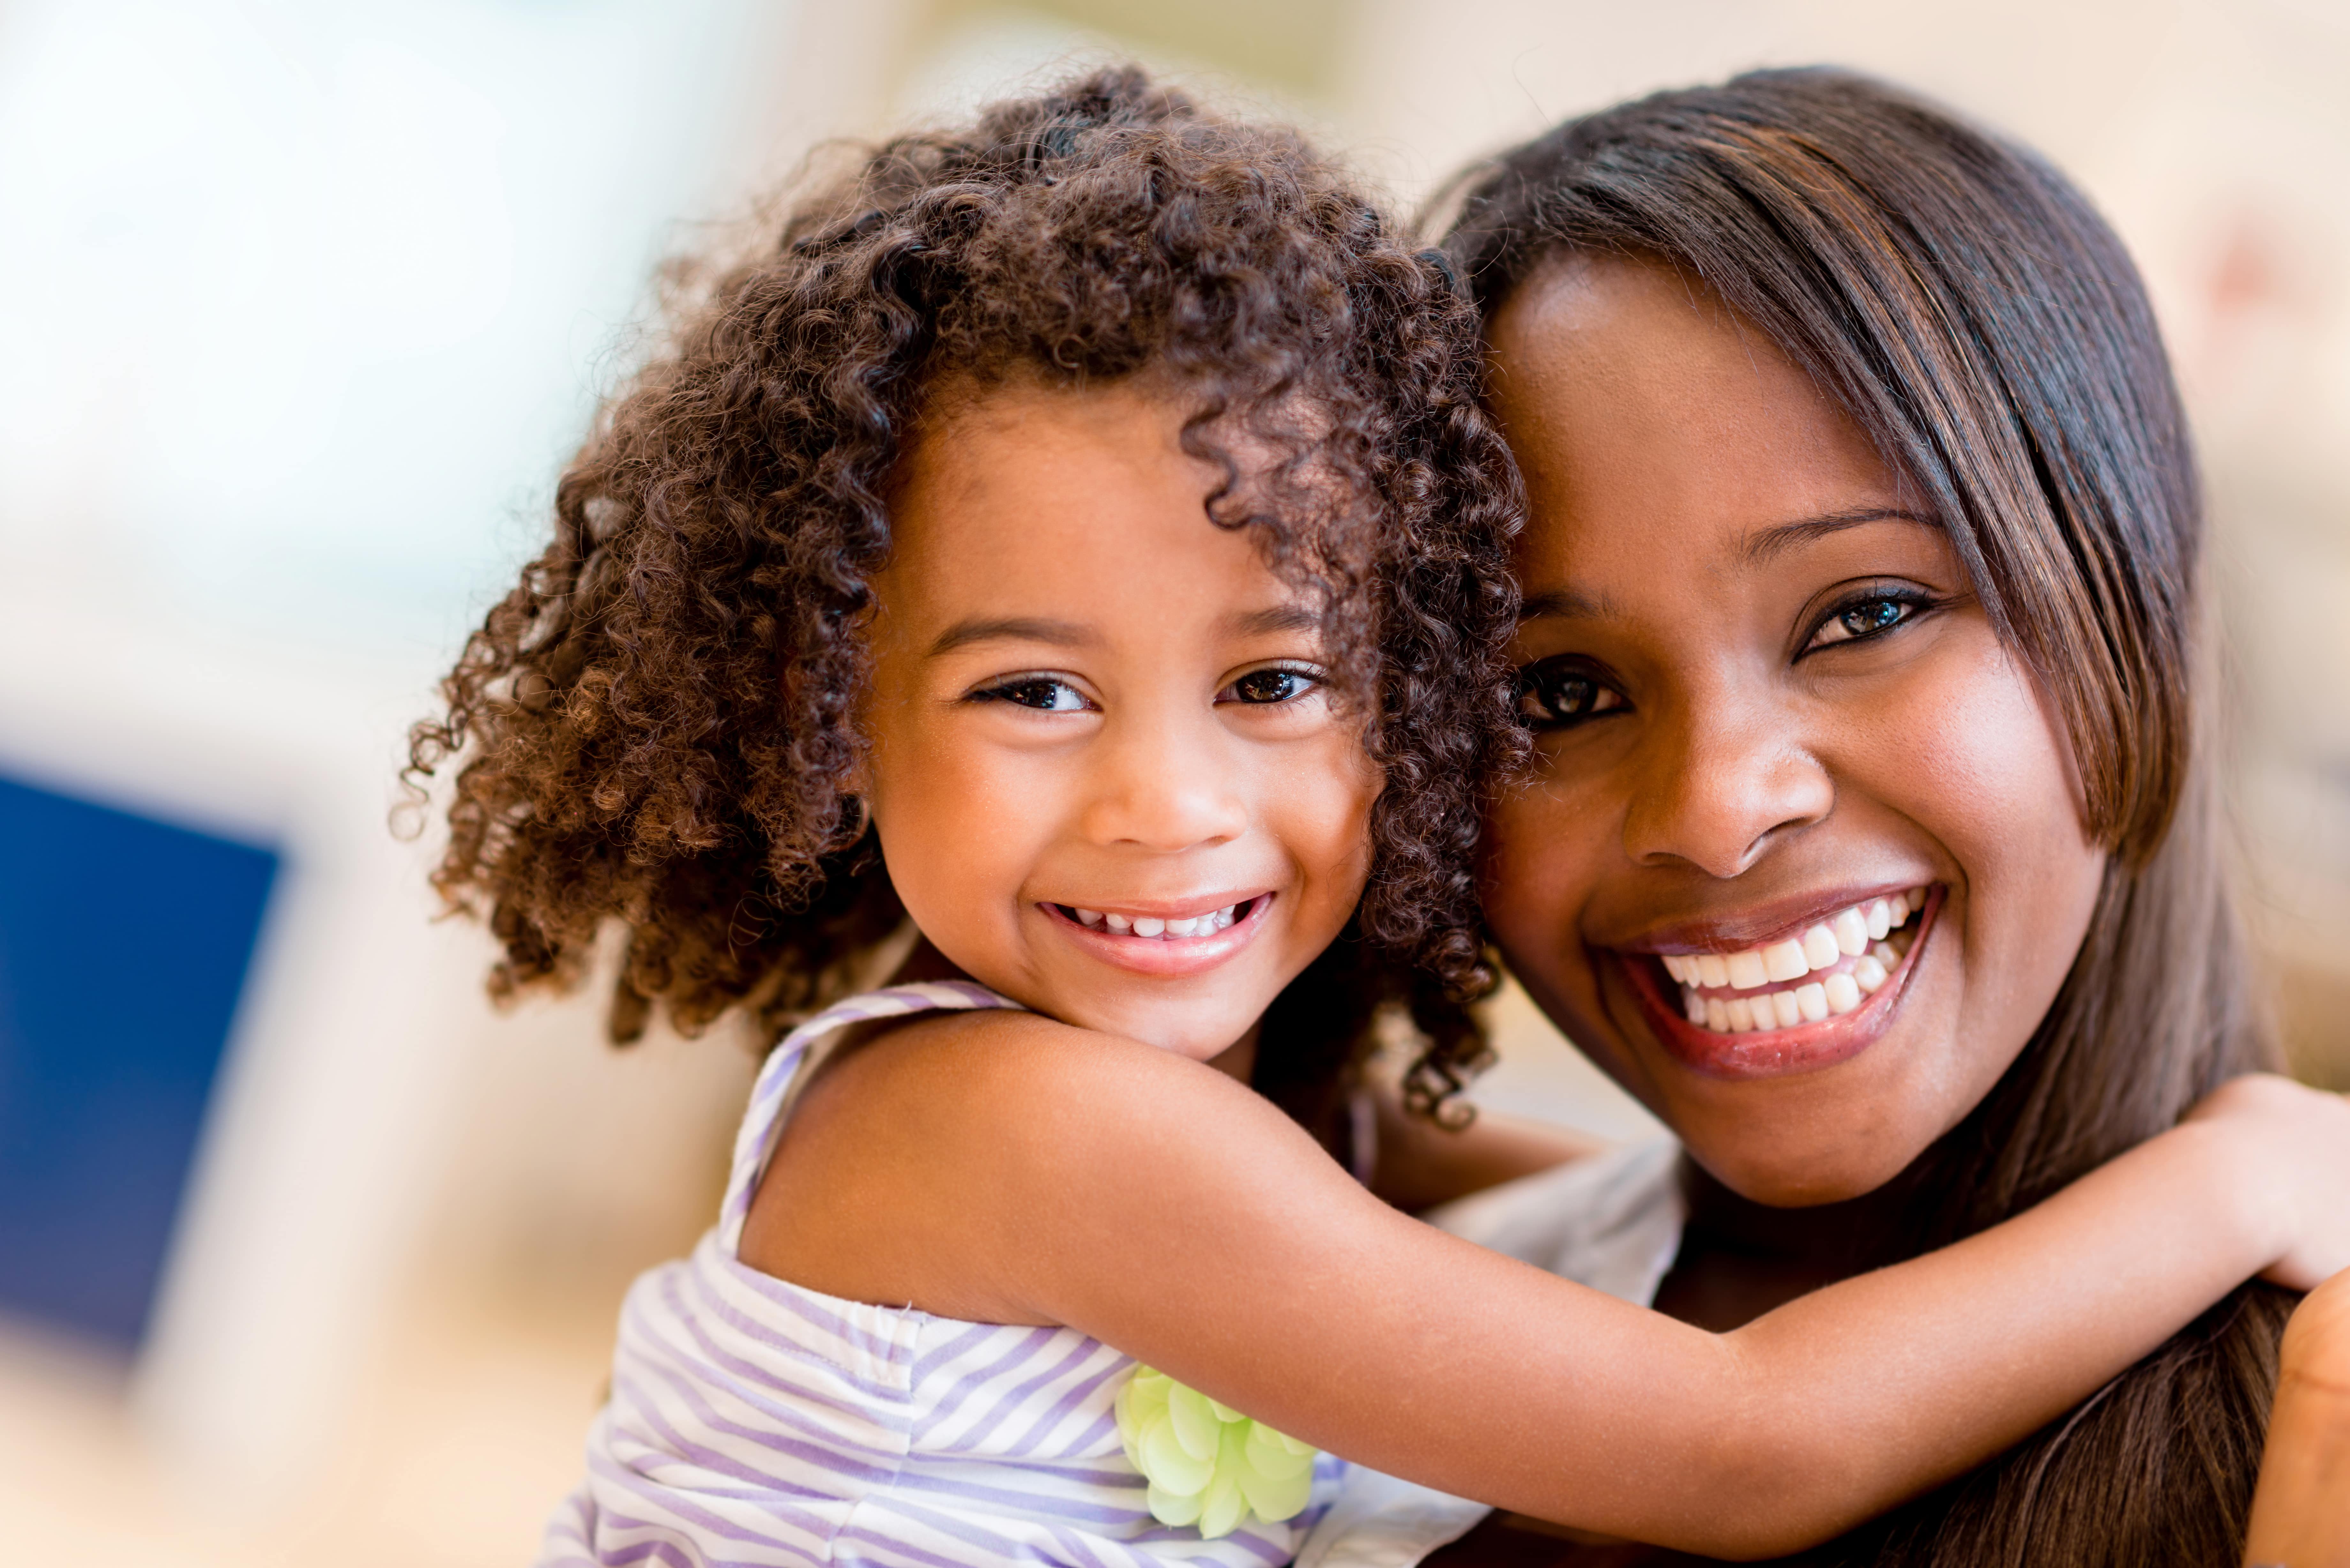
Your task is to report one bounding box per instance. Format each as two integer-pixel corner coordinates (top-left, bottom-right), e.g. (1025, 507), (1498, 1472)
(880, 381), (1311, 626)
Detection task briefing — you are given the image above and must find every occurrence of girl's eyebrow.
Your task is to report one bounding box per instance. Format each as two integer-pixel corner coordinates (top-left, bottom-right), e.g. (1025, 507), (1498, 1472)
(928, 616), (1095, 656)
(1226, 603), (1321, 637)
(1740, 507), (1940, 566)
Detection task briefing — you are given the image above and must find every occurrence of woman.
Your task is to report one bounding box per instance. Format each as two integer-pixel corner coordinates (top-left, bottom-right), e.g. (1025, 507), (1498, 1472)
(1305, 68), (2346, 1565)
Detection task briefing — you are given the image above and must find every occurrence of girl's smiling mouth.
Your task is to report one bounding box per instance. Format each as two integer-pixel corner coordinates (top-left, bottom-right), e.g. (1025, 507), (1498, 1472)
(1618, 886), (1941, 1080)
(1040, 893), (1275, 978)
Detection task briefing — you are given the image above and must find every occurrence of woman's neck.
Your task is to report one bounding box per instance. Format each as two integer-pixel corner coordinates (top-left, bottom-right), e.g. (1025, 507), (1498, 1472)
(1650, 1156), (1926, 1331)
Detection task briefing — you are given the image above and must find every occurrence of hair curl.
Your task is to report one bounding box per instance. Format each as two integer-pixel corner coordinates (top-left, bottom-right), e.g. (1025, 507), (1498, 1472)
(407, 66), (1524, 1135)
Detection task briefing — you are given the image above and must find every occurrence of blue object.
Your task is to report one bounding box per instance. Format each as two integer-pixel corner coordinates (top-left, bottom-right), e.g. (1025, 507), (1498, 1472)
(0, 771), (278, 1348)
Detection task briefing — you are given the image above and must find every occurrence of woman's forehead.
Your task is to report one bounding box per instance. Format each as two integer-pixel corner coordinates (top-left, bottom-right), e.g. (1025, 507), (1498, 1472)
(1488, 254), (1903, 580)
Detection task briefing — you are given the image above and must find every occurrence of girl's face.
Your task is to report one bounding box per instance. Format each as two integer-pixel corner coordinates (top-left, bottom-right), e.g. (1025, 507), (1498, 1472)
(860, 380), (1378, 1063)
(1480, 254), (2108, 1207)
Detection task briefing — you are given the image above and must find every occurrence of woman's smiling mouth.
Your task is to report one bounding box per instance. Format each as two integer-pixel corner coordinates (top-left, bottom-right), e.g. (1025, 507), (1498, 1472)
(1618, 887), (1940, 1079)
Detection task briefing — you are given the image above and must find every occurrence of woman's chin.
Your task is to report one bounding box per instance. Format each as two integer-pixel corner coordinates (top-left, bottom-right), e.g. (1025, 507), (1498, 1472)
(1591, 935), (1963, 1208)
(1686, 1143), (1921, 1210)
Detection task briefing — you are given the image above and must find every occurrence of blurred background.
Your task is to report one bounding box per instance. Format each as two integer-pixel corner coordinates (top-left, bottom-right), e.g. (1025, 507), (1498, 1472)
(1, 0), (2344, 1562)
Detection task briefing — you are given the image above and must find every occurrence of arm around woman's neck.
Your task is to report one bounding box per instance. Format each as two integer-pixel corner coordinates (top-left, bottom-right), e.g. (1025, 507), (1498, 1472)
(2244, 1268), (2350, 1568)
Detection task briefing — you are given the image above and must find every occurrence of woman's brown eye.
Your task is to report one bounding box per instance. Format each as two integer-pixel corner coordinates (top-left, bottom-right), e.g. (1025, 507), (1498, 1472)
(1808, 592), (1927, 651)
(1839, 599), (1907, 637)
(1514, 662), (1626, 730)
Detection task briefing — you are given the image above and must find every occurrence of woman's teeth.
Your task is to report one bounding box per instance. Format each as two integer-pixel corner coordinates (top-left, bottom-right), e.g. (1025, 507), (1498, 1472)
(1659, 888), (1928, 1034)
(1065, 901), (1246, 939)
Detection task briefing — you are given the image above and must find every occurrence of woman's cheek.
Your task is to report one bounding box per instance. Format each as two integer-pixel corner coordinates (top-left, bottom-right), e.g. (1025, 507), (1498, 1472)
(1855, 631), (2105, 1106)
(1479, 782), (1607, 1025)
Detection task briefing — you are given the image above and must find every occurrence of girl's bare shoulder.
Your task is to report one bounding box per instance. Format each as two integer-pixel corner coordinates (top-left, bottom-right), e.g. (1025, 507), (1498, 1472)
(809, 1006), (1258, 1128)
(742, 1009), (1304, 1320)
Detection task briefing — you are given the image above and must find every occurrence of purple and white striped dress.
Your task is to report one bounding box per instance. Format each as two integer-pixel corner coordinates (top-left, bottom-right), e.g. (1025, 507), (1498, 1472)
(538, 980), (1344, 1567)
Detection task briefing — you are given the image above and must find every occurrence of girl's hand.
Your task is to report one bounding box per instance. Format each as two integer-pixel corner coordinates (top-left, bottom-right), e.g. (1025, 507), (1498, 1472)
(2183, 1074), (2350, 1291)
(2243, 1267), (2350, 1568)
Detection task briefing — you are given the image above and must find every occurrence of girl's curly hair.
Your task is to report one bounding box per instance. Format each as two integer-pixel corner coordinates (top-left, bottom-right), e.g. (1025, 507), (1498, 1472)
(407, 65), (1525, 1136)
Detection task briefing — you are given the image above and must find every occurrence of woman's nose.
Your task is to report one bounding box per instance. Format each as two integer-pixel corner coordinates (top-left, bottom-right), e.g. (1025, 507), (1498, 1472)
(1622, 687), (1834, 878)
(1078, 711), (1250, 852)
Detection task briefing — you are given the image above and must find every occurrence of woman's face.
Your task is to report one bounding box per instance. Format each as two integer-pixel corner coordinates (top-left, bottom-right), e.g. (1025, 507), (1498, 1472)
(1480, 254), (2108, 1207)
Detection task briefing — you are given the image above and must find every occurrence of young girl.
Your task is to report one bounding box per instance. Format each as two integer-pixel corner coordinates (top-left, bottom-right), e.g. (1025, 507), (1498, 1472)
(1298, 66), (2350, 1566)
(408, 69), (2350, 1566)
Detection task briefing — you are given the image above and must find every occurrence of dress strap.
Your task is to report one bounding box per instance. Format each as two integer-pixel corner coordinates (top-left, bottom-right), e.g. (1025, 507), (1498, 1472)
(718, 980), (1025, 1254)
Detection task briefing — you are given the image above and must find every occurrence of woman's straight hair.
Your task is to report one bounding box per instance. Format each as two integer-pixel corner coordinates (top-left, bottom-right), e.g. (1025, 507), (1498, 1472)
(1445, 67), (2289, 1565)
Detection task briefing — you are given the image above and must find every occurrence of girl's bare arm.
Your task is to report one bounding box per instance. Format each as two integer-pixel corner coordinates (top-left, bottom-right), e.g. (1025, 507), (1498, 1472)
(754, 1015), (2350, 1561)
(2244, 1268), (2350, 1568)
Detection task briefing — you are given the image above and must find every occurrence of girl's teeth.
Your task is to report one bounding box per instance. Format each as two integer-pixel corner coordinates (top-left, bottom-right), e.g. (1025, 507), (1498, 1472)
(1665, 886), (1930, 1033)
(1073, 902), (1245, 939)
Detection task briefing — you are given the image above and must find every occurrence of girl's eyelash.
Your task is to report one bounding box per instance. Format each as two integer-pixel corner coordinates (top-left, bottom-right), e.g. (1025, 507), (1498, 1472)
(1802, 585), (1943, 654)
(1219, 662), (1326, 706)
(967, 675), (1091, 712)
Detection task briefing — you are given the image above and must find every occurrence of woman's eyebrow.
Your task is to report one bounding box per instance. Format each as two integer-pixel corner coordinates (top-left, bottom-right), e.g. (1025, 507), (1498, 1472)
(1740, 507), (1940, 566)
(927, 616), (1095, 656)
(1519, 587), (1608, 622)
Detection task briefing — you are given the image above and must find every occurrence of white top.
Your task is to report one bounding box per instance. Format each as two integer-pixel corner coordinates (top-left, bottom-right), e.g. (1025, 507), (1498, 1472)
(539, 981), (1344, 1567)
(1294, 1139), (1688, 1568)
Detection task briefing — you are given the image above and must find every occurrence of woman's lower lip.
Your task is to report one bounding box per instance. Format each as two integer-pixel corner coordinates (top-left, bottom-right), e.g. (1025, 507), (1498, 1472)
(1622, 891), (1939, 1080)
(1040, 896), (1272, 977)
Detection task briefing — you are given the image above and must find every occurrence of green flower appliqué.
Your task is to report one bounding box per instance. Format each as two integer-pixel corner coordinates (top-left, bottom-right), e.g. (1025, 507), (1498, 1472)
(1114, 1366), (1319, 1538)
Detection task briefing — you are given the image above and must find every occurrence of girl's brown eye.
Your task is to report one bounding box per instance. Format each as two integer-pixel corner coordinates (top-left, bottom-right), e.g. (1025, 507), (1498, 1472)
(1225, 667), (1319, 705)
(974, 677), (1089, 712)
(1514, 660), (1627, 730)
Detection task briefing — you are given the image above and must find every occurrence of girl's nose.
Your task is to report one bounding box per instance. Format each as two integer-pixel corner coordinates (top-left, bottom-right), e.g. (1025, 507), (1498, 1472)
(1622, 689), (1834, 878)
(1078, 713), (1250, 852)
